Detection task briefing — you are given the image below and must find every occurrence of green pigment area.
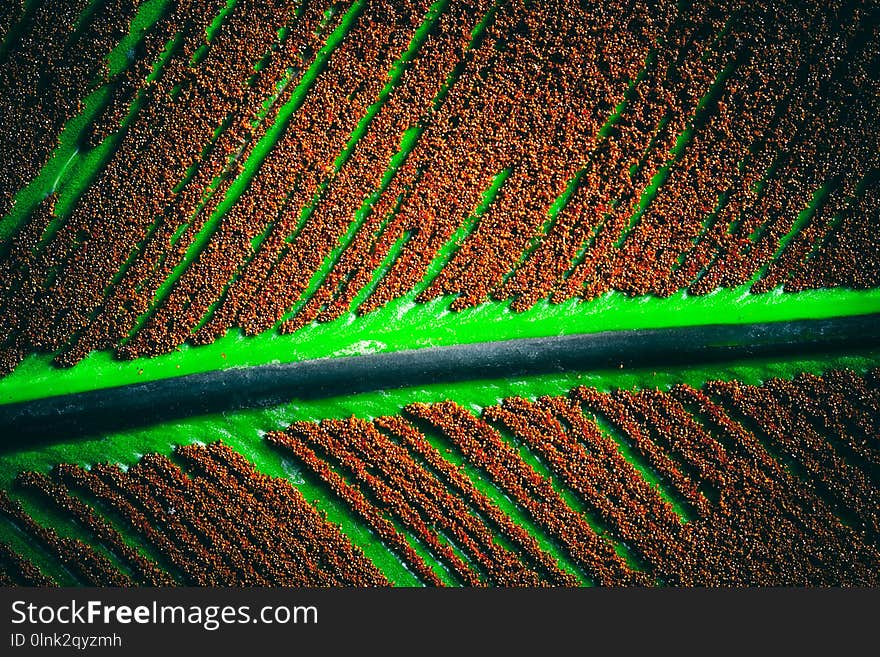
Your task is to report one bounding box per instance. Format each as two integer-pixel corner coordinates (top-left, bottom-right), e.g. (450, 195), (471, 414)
(1, 349), (877, 585)
(2, 287), (878, 406)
